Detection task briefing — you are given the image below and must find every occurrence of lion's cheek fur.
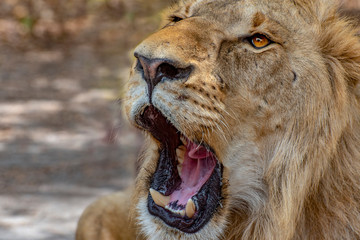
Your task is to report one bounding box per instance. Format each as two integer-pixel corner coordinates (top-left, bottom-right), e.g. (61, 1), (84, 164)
(223, 140), (267, 214)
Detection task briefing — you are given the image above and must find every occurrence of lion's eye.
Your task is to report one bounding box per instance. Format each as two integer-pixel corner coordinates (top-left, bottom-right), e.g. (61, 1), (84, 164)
(169, 15), (183, 23)
(250, 34), (271, 49)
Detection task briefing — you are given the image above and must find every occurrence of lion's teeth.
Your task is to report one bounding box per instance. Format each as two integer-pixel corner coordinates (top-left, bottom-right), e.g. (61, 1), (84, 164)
(179, 209), (185, 217)
(180, 135), (188, 145)
(185, 199), (196, 218)
(176, 145), (186, 164)
(176, 145), (185, 177)
(165, 206), (186, 217)
(149, 188), (170, 208)
(177, 164), (182, 176)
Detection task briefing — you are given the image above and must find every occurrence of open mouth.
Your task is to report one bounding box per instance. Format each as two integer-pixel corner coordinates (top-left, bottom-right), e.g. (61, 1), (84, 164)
(136, 105), (223, 233)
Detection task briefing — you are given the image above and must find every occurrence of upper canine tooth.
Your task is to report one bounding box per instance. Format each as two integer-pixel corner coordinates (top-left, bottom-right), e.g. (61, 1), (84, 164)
(185, 199), (196, 218)
(180, 136), (188, 145)
(177, 164), (183, 176)
(176, 145), (186, 164)
(149, 188), (170, 208)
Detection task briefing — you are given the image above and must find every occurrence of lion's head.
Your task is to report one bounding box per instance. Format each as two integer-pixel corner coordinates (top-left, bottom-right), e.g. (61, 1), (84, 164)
(123, 0), (360, 239)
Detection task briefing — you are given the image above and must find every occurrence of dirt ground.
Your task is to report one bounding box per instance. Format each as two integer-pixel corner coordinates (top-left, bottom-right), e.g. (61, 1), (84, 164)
(0, 1), (168, 239)
(0, 45), (142, 240)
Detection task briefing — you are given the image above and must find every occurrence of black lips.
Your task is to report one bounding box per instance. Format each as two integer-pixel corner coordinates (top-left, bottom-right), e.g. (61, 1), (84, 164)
(136, 105), (224, 233)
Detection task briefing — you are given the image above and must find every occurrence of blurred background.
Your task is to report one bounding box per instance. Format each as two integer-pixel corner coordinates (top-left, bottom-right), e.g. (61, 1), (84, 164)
(0, 0), (169, 239)
(0, 0), (358, 240)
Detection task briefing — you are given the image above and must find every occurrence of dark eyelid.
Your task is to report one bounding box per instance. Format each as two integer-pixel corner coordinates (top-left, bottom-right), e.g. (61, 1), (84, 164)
(169, 15), (183, 23)
(251, 33), (273, 42)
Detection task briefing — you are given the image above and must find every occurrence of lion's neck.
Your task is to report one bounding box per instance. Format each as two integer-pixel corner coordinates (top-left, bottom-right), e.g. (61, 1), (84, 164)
(300, 117), (360, 239)
(226, 110), (360, 240)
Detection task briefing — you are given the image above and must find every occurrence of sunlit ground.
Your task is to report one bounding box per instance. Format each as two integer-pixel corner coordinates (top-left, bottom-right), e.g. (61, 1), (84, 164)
(0, 46), (142, 240)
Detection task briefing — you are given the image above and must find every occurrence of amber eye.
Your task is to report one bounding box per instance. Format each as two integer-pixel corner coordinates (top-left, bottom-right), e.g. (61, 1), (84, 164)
(250, 34), (271, 49)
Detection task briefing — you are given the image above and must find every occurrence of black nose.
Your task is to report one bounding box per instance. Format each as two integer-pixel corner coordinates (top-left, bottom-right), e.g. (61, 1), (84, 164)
(134, 53), (192, 102)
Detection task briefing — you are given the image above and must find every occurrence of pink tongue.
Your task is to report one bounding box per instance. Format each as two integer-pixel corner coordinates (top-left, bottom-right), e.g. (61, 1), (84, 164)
(169, 142), (216, 206)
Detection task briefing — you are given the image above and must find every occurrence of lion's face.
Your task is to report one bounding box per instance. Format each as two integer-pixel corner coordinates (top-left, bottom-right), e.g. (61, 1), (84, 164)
(123, 0), (351, 239)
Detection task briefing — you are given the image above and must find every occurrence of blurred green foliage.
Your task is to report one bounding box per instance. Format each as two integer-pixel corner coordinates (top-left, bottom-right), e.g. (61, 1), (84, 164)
(20, 16), (34, 31)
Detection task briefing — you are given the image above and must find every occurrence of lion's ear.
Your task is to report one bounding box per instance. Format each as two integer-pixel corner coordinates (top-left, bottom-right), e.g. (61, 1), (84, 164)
(292, 0), (338, 22)
(318, 11), (360, 90)
(293, 0), (360, 92)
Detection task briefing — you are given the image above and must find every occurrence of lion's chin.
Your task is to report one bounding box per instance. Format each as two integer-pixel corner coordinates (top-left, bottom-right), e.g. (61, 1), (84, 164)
(135, 105), (224, 233)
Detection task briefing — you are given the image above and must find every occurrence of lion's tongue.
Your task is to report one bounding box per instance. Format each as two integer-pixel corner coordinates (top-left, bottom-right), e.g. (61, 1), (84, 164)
(170, 142), (216, 206)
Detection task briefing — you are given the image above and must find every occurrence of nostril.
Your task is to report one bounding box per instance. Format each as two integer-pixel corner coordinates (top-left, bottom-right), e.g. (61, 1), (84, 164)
(136, 58), (144, 71)
(135, 54), (193, 83)
(158, 63), (193, 83)
(133, 55), (193, 103)
(158, 63), (180, 79)
(133, 53), (193, 103)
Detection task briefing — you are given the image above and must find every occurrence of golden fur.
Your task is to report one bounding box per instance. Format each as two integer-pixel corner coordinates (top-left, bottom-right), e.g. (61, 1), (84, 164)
(77, 0), (360, 239)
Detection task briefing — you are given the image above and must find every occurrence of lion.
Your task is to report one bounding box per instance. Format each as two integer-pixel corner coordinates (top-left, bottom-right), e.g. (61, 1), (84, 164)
(76, 0), (360, 239)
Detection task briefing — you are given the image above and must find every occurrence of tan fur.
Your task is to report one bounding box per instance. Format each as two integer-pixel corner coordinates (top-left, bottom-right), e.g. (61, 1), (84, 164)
(76, 189), (139, 240)
(77, 0), (360, 239)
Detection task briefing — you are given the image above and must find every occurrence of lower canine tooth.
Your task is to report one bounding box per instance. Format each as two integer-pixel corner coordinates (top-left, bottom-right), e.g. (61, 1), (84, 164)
(180, 210), (185, 217)
(185, 199), (196, 218)
(165, 207), (186, 217)
(149, 188), (170, 208)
